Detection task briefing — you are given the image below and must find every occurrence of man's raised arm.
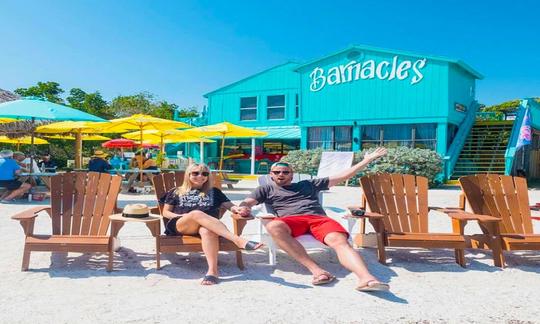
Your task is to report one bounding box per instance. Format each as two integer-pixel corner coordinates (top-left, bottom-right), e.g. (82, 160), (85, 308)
(328, 147), (387, 187)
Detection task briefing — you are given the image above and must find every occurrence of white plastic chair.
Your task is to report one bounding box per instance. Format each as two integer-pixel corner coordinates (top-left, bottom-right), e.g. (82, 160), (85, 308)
(254, 175), (355, 265)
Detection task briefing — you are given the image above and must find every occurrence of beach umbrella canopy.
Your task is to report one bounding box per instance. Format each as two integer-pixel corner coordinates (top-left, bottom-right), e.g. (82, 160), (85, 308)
(0, 97), (106, 122)
(122, 129), (215, 162)
(36, 120), (113, 168)
(0, 135), (49, 145)
(0, 118), (16, 123)
(44, 134), (111, 141)
(183, 122), (267, 169)
(99, 114), (191, 133)
(0, 97), (105, 170)
(102, 138), (137, 149)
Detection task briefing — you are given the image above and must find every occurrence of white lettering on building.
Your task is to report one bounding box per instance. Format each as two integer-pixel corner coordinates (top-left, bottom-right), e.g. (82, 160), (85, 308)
(309, 56), (427, 92)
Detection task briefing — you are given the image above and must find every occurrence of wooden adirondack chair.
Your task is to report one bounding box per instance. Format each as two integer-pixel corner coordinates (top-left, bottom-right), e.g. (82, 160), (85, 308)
(11, 172), (122, 271)
(459, 174), (540, 267)
(152, 171), (253, 270)
(359, 173), (480, 267)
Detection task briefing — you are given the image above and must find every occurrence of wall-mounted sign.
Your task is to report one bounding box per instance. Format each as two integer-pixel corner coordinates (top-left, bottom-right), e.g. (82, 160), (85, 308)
(455, 103), (467, 112)
(309, 56), (427, 92)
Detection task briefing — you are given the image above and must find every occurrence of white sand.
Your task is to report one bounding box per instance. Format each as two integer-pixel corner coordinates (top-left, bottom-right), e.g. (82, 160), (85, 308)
(1, 181), (539, 323)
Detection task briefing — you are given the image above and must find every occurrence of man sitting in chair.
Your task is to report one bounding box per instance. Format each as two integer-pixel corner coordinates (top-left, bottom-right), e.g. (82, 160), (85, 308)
(239, 147), (389, 292)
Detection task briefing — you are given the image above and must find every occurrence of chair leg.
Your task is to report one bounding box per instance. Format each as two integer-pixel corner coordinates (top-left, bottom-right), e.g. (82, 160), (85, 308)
(21, 246), (31, 271)
(107, 243), (114, 272)
(454, 249), (466, 268)
(491, 237), (505, 268)
(236, 251), (244, 270)
(376, 233), (386, 265)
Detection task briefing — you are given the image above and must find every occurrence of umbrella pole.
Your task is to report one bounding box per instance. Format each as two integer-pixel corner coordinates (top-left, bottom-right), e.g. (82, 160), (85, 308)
(219, 136), (225, 170)
(75, 131), (82, 169)
(139, 127), (143, 187)
(200, 141), (204, 164)
(160, 135), (164, 167)
(30, 117), (35, 176)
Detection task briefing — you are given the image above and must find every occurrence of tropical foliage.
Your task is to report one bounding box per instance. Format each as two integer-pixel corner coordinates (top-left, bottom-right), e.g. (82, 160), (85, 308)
(281, 147), (443, 186)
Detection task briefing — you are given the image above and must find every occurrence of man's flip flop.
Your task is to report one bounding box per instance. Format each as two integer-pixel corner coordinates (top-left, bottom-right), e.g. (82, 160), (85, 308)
(201, 275), (219, 285)
(312, 273), (336, 285)
(243, 241), (263, 250)
(356, 280), (390, 292)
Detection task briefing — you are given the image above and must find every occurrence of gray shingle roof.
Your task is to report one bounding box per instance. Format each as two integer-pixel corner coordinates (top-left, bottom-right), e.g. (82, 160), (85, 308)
(0, 89), (19, 103)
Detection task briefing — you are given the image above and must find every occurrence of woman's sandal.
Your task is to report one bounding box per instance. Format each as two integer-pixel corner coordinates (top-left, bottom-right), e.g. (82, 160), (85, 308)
(201, 275), (219, 285)
(243, 241), (264, 250)
(312, 272), (336, 285)
(356, 280), (390, 292)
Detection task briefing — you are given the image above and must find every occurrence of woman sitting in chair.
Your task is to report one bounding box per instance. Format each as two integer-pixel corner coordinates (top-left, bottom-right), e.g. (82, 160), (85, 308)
(161, 163), (263, 286)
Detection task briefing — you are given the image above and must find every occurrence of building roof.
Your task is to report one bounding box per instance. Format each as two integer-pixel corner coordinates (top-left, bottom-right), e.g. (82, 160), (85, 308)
(0, 89), (19, 103)
(203, 61), (300, 98)
(251, 126), (300, 139)
(294, 44), (483, 79)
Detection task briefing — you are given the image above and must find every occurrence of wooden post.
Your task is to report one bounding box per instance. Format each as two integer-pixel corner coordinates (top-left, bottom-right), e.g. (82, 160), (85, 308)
(75, 131), (82, 168)
(219, 135), (225, 170)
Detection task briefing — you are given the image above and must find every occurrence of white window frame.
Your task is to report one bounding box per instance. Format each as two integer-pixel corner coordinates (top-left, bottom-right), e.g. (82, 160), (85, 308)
(267, 95), (286, 120)
(240, 97), (257, 121)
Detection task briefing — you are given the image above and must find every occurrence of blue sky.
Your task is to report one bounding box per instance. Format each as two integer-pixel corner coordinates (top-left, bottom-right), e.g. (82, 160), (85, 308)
(0, 0), (538, 109)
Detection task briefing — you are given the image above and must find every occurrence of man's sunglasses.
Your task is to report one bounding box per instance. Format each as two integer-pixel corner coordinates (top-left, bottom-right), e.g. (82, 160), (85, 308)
(191, 171), (210, 177)
(271, 170), (290, 175)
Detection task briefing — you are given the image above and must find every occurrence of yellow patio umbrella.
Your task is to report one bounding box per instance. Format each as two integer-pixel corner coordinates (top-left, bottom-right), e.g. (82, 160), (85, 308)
(99, 114), (191, 179)
(36, 121), (113, 168)
(122, 129), (215, 162)
(0, 135), (49, 150)
(0, 118), (17, 123)
(183, 122), (267, 171)
(44, 134), (112, 141)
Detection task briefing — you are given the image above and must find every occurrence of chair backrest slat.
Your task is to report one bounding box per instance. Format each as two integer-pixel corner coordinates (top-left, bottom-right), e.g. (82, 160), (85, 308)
(90, 173), (113, 235)
(173, 171), (185, 187)
(390, 173), (410, 232)
(70, 172), (87, 235)
(80, 172), (100, 235)
(459, 174), (533, 234)
(49, 172), (122, 236)
(50, 175), (62, 235)
(61, 174), (75, 235)
(360, 174), (429, 233)
(97, 175), (122, 235)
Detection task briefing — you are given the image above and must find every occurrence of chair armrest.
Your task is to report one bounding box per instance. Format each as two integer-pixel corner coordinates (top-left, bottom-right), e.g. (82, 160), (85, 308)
(446, 212), (501, 222)
(344, 211), (385, 219)
(149, 206), (160, 215)
(11, 206), (51, 220)
(429, 206), (465, 212)
(230, 213), (254, 221)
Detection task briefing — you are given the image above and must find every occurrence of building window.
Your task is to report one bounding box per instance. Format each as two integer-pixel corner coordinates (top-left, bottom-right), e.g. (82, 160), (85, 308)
(361, 123), (437, 150)
(240, 97), (257, 121)
(267, 95), (285, 120)
(308, 126), (352, 151)
(295, 94), (299, 119)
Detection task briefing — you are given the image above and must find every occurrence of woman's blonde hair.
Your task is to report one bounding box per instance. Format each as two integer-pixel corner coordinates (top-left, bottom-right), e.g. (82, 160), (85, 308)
(175, 163), (213, 196)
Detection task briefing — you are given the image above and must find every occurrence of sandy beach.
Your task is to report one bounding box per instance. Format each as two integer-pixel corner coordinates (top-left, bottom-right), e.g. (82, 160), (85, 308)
(1, 180), (539, 323)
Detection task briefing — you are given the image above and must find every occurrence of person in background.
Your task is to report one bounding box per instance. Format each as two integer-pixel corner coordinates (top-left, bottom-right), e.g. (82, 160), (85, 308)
(109, 153), (123, 170)
(13, 151), (40, 186)
(0, 150), (32, 203)
(88, 150), (112, 173)
(38, 154), (57, 172)
(126, 149), (158, 193)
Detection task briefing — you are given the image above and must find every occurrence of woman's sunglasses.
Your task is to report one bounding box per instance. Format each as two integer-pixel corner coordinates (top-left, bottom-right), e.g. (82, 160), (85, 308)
(191, 171), (210, 177)
(271, 170), (290, 175)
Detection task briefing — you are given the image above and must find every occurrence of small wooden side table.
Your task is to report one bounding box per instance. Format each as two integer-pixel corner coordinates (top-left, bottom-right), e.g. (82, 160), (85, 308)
(109, 213), (162, 269)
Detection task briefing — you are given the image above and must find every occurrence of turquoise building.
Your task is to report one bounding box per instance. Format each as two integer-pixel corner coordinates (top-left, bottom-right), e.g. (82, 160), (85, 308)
(181, 45), (486, 178)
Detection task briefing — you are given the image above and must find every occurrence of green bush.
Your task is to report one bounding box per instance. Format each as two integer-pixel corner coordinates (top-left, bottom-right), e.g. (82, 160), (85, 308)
(280, 146), (443, 186)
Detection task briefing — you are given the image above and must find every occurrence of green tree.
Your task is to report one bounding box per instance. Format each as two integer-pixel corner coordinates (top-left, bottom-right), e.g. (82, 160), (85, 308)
(153, 101), (177, 119)
(109, 92), (154, 117)
(66, 88), (112, 119)
(177, 107), (199, 118)
(482, 98), (540, 113)
(14, 81), (65, 104)
(66, 88), (87, 108)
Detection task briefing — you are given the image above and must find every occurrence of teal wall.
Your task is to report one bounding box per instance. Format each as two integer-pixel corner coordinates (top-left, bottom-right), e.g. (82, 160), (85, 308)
(205, 62), (300, 127)
(202, 45), (481, 166)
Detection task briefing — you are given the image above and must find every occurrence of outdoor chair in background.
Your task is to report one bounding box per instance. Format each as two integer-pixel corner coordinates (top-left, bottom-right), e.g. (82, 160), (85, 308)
(359, 173), (486, 267)
(254, 175), (354, 265)
(11, 172), (123, 271)
(152, 171), (253, 269)
(257, 161), (269, 174)
(459, 174), (540, 268)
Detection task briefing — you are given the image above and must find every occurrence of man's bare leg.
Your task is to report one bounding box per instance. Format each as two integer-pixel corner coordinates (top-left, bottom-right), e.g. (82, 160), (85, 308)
(324, 232), (386, 288)
(266, 220), (332, 280)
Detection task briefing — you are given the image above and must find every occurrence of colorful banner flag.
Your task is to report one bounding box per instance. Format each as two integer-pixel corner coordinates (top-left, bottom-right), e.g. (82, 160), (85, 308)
(516, 107), (532, 149)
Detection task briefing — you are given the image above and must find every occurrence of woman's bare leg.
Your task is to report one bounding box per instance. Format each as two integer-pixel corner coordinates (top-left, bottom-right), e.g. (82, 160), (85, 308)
(175, 210), (260, 249)
(199, 227), (220, 285)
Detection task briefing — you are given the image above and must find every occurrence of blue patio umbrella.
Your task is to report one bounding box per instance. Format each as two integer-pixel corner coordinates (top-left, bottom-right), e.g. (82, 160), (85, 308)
(0, 97), (106, 172)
